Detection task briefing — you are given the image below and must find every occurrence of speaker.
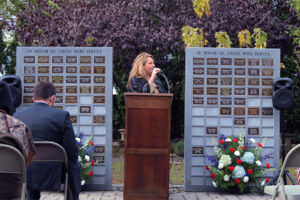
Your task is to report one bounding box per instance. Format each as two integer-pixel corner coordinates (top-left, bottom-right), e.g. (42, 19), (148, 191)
(1, 75), (22, 109)
(272, 78), (294, 110)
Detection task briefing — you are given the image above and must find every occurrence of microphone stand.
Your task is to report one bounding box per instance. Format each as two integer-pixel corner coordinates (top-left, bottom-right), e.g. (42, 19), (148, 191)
(159, 72), (170, 94)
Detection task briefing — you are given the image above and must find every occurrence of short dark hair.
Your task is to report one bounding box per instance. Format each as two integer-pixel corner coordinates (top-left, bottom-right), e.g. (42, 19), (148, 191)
(33, 81), (56, 100)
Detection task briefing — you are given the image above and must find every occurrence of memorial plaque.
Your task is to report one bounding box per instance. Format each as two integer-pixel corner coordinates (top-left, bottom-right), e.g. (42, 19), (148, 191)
(220, 107), (231, 115)
(23, 96), (33, 104)
(66, 56), (77, 64)
(221, 58), (232, 65)
(220, 88), (232, 95)
(80, 76), (91, 84)
(94, 115), (105, 124)
(193, 97), (204, 104)
(248, 128), (259, 135)
(94, 86), (105, 94)
(94, 76), (105, 84)
(55, 86), (64, 93)
(248, 88), (259, 96)
(95, 146), (105, 154)
(234, 68), (246, 75)
(80, 66), (91, 74)
(66, 76), (77, 83)
(70, 116), (77, 123)
(94, 96), (105, 104)
(65, 96), (78, 104)
(262, 88), (272, 96)
(52, 76), (64, 84)
(262, 108), (273, 116)
(234, 107), (245, 115)
(248, 68), (259, 76)
(54, 106), (63, 110)
(193, 87), (204, 95)
(24, 66), (35, 74)
(80, 86), (91, 94)
(248, 78), (260, 86)
(234, 98), (246, 105)
(52, 56), (63, 63)
(193, 68), (204, 75)
(66, 66), (77, 73)
(38, 76), (49, 82)
(221, 78), (232, 85)
(55, 96), (63, 103)
(207, 87), (218, 95)
(66, 86), (77, 93)
(207, 68), (218, 75)
(220, 98), (232, 105)
(262, 58), (273, 66)
(234, 58), (246, 66)
(207, 98), (218, 105)
(80, 56), (91, 64)
(221, 68), (232, 75)
(234, 78), (246, 85)
(192, 147), (204, 155)
(80, 106), (91, 113)
(24, 76), (35, 83)
(94, 66), (106, 74)
(207, 78), (218, 85)
(262, 78), (273, 86)
(206, 127), (217, 135)
(52, 66), (64, 73)
(38, 56), (49, 63)
(234, 88), (245, 95)
(193, 58), (204, 65)
(262, 68), (273, 76)
(24, 56), (35, 63)
(248, 108), (259, 115)
(94, 56), (105, 64)
(193, 78), (204, 85)
(234, 118), (245, 125)
(94, 156), (105, 164)
(248, 58), (259, 66)
(24, 86), (34, 93)
(207, 58), (218, 65)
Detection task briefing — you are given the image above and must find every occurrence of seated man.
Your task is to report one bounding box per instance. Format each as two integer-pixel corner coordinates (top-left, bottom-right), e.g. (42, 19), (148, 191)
(14, 81), (81, 200)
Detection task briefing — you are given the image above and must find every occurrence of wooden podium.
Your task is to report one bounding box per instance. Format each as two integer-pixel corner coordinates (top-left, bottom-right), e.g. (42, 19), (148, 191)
(124, 93), (173, 200)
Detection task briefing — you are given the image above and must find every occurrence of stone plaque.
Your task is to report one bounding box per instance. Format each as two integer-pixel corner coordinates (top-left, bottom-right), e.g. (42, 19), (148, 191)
(80, 106), (91, 113)
(220, 98), (232, 105)
(38, 56), (49, 63)
(248, 88), (259, 96)
(55, 96), (63, 103)
(207, 58), (218, 65)
(207, 87), (218, 95)
(262, 68), (273, 76)
(262, 78), (273, 86)
(248, 68), (260, 76)
(207, 98), (218, 105)
(94, 96), (105, 104)
(248, 58), (259, 66)
(206, 127), (217, 135)
(221, 78), (232, 85)
(193, 78), (204, 85)
(52, 76), (64, 84)
(24, 76), (35, 83)
(192, 147), (204, 155)
(248, 128), (259, 135)
(24, 66), (35, 74)
(24, 86), (34, 93)
(193, 97), (204, 104)
(221, 58), (232, 65)
(94, 86), (105, 94)
(80, 66), (91, 74)
(234, 98), (246, 105)
(80, 86), (91, 94)
(221, 68), (232, 75)
(95, 146), (105, 154)
(234, 118), (245, 125)
(220, 107), (231, 115)
(66, 76), (77, 84)
(55, 86), (64, 93)
(234, 68), (246, 75)
(38, 66), (49, 73)
(66, 86), (77, 93)
(262, 108), (273, 116)
(66, 56), (77, 64)
(234, 107), (245, 115)
(66, 66), (77, 73)
(193, 87), (204, 95)
(207, 78), (218, 85)
(234, 88), (245, 95)
(262, 58), (273, 66)
(65, 96), (77, 104)
(234, 58), (246, 66)
(248, 78), (260, 86)
(94, 115), (105, 124)
(52, 56), (63, 63)
(23, 96), (33, 104)
(94, 66), (106, 74)
(94, 76), (105, 84)
(70, 116), (77, 123)
(262, 88), (272, 96)
(248, 108), (259, 115)
(80, 56), (91, 64)
(38, 76), (49, 82)
(193, 58), (204, 65)
(207, 68), (218, 75)
(94, 56), (105, 64)
(24, 56), (35, 63)
(52, 66), (64, 73)
(234, 78), (245, 85)
(220, 88), (232, 95)
(80, 76), (91, 84)
(193, 68), (204, 75)
(94, 156), (105, 164)
(54, 106), (63, 110)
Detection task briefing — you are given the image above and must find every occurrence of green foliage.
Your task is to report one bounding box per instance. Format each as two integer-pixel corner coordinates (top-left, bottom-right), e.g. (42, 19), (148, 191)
(193, 0), (211, 19)
(290, 0), (300, 12)
(0, 31), (7, 74)
(214, 31), (232, 48)
(4, 34), (18, 75)
(174, 140), (184, 156)
(238, 30), (251, 48)
(182, 25), (208, 48)
(252, 28), (267, 48)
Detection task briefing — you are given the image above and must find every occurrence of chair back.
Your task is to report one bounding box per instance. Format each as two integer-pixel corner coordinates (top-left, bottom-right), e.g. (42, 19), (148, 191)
(282, 144), (300, 169)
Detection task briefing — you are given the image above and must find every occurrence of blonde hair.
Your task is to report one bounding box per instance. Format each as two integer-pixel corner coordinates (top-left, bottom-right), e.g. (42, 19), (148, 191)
(127, 52), (154, 88)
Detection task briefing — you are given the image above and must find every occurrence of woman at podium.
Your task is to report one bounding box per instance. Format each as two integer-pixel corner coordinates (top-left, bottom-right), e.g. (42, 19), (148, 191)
(127, 52), (165, 93)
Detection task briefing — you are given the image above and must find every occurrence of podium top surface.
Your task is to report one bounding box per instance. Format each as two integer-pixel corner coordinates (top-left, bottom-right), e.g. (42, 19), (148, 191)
(124, 92), (173, 97)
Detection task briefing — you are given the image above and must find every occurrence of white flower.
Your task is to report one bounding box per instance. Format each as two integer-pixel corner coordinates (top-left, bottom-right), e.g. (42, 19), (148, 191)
(250, 138), (256, 143)
(261, 180), (266, 186)
(85, 155), (90, 161)
(243, 176), (249, 183)
(212, 181), (217, 187)
(225, 138), (232, 142)
(224, 175), (230, 182)
(218, 163), (224, 169)
(78, 156), (82, 162)
(234, 151), (240, 156)
(81, 180), (86, 185)
(256, 160), (262, 166)
(219, 154), (232, 166)
(76, 137), (81, 143)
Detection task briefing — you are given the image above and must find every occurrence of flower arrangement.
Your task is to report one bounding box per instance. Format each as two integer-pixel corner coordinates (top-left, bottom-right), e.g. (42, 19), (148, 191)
(206, 130), (275, 193)
(76, 132), (97, 186)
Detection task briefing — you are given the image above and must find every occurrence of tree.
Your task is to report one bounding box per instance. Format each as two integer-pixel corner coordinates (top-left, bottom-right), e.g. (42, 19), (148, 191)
(0, 25), (7, 74)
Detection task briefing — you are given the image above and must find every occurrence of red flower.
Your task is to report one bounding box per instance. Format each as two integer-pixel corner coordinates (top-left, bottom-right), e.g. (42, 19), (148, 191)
(266, 163), (270, 168)
(257, 143), (263, 147)
(232, 139), (238, 142)
(241, 146), (246, 150)
(229, 148), (235, 152)
(89, 171), (93, 176)
(235, 178), (240, 184)
(229, 166), (235, 172)
(211, 173), (216, 179)
(248, 169), (253, 175)
(91, 160), (94, 166)
(236, 159), (242, 164)
(89, 141), (94, 146)
(219, 140), (225, 144)
(206, 165), (209, 171)
(266, 177), (270, 183)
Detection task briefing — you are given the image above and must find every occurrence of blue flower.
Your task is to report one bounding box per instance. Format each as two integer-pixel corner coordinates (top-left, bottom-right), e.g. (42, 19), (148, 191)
(241, 152), (255, 164)
(232, 165), (246, 179)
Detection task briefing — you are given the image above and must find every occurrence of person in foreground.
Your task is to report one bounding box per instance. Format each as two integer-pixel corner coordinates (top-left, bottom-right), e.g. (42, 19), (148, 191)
(127, 52), (165, 93)
(14, 81), (81, 200)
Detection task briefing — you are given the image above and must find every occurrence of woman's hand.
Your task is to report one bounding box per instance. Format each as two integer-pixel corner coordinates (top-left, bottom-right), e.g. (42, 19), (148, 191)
(151, 68), (161, 79)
